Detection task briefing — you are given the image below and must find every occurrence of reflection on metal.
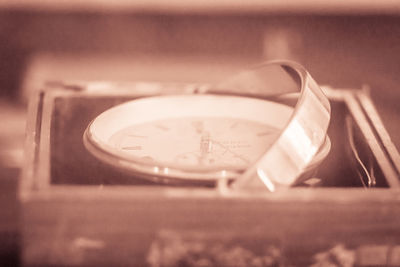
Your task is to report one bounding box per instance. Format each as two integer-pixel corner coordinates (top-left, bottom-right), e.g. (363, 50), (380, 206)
(256, 168), (276, 192)
(228, 61), (331, 191)
(344, 90), (400, 188)
(346, 116), (376, 188)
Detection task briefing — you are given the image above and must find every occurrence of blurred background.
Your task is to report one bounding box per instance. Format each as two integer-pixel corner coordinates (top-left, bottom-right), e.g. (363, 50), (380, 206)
(1, 0), (400, 265)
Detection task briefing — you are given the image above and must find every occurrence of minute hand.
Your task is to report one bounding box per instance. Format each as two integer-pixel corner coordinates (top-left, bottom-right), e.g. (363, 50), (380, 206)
(209, 138), (251, 165)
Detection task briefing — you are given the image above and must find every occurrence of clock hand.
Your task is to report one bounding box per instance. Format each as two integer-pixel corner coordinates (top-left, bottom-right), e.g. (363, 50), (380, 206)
(208, 138), (251, 165)
(199, 131), (212, 164)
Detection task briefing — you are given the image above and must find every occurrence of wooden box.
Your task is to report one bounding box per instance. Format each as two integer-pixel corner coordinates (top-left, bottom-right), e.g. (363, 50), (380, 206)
(21, 82), (400, 266)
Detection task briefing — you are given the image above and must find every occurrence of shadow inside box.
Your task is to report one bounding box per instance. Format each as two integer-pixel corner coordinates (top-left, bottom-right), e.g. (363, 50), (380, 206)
(48, 91), (390, 189)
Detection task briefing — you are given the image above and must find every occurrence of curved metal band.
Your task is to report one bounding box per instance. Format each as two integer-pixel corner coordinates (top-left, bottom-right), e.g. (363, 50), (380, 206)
(213, 61), (331, 191)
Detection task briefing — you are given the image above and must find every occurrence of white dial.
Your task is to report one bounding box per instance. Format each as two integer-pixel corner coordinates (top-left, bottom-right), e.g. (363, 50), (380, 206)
(83, 61), (331, 189)
(84, 94), (294, 181)
(108, 117), (280, 170)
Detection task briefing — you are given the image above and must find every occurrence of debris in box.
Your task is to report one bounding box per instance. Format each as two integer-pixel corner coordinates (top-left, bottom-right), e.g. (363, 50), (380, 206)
(147, 231), (281, 267)
(310, 244), (355, 267)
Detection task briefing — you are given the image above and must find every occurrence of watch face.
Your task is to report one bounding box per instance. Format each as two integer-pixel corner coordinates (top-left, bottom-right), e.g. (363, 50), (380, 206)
(84, 94), (294, 182)
(82, 62), (331, 189)
(108, 116), (279, 170)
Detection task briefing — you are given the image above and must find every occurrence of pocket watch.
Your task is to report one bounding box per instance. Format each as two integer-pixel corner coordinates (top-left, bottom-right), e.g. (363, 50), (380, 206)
(83, 61), (331, 191)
